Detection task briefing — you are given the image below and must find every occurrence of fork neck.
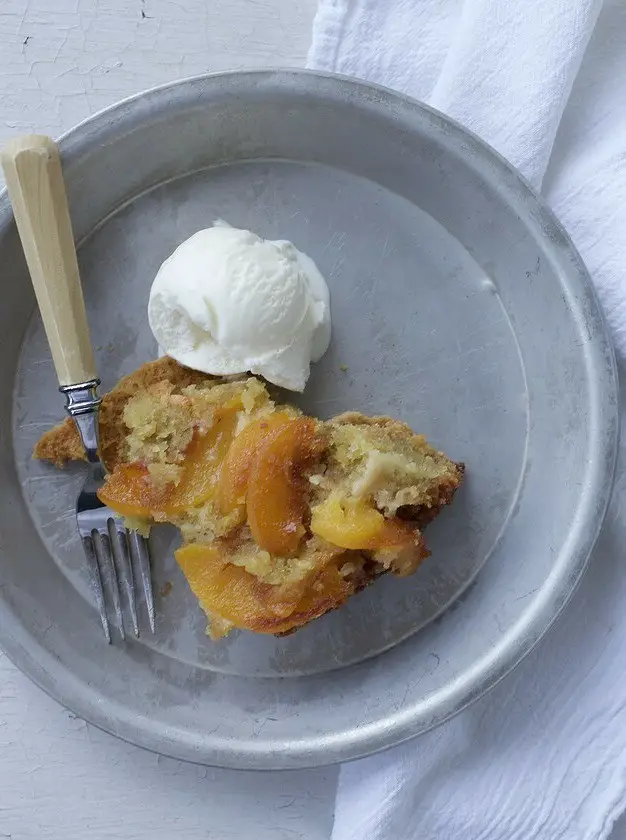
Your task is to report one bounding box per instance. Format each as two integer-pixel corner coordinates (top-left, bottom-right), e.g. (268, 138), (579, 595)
(60, 379), (102, 465)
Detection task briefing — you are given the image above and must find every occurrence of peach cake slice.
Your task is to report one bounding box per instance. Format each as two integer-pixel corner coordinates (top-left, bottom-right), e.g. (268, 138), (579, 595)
(35, 357), (463, 639)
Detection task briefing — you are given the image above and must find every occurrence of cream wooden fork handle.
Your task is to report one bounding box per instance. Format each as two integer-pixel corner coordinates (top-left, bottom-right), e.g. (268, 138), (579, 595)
(1, 134), (96, 386)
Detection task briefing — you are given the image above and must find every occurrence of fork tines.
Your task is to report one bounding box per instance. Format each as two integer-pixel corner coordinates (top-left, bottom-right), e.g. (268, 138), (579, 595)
(82, 522), (155, 643)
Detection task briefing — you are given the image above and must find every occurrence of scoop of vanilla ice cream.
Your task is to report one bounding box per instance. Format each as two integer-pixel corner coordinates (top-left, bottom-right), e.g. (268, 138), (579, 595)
(148, 222), (331, 391)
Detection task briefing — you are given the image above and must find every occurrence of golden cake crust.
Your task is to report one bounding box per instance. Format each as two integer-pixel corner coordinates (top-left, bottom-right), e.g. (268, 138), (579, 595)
(33, 357), (214, 469)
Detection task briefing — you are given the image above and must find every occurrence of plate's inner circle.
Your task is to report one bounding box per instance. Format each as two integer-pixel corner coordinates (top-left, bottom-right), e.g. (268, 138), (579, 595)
(13, 160), (528, 677)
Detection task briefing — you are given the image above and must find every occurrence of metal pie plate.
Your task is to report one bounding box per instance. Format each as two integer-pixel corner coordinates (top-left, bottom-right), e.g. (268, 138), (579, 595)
(0, 71), (618, 769)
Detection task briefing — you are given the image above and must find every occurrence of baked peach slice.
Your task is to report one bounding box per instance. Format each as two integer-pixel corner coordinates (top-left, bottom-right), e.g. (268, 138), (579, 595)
(310, 493), (417, 551)
(98, 407), (238, 519)
(217, 411), (294, 515)
(245, 417), (326, 557)
(96, 462), (155, 519)
(175, 542), (352, 634)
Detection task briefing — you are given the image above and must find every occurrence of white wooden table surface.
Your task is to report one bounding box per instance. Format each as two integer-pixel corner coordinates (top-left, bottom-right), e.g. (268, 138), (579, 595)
(1, 2), (624, 839)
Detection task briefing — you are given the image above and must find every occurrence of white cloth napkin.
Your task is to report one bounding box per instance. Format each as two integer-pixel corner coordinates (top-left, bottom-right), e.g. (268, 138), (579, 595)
(307, 1), (626, 838)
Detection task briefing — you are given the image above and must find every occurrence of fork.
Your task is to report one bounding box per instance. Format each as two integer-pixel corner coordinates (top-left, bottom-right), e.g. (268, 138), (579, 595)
(1, 134), (155, 642)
